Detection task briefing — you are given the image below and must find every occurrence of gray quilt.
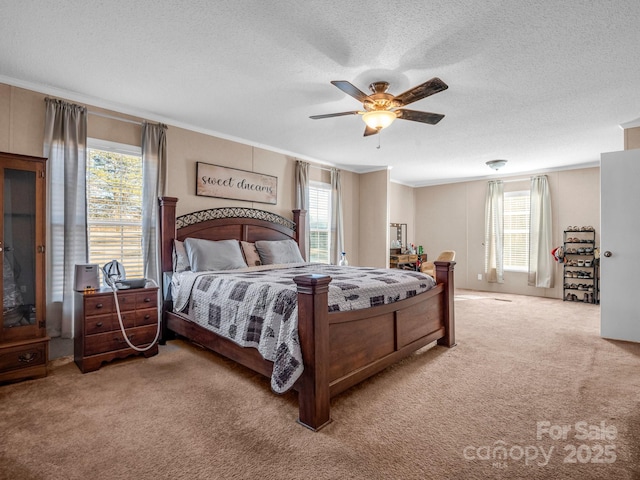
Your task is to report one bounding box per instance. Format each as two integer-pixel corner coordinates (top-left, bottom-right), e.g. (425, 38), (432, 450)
(172, 263), (436, 393)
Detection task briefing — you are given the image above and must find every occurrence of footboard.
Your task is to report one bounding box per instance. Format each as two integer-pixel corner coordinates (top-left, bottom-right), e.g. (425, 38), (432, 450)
(294, 261), (455, 431)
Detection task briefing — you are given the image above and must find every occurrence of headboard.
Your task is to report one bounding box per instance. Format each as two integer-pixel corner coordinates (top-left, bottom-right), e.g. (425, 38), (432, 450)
(158, 197), (307, 274)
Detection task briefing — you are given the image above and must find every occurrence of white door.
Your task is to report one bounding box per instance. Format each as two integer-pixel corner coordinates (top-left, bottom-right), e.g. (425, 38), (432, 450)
(600, 149), (640, 342)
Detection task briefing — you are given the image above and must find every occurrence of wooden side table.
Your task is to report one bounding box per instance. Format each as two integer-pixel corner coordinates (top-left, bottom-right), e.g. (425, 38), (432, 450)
(73, 287), (159, 373)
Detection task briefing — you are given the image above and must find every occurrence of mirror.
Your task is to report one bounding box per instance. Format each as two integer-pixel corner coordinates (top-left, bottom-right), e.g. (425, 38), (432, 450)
(389, 223), (407, 251)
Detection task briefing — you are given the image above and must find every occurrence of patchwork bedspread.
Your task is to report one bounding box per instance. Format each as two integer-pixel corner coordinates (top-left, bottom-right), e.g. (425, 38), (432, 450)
(172, 263), (436, 393)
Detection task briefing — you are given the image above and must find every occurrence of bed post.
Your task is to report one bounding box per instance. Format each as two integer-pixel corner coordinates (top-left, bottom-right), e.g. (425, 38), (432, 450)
(435, 261), (456, 348)
(159, 197), (178, 343)
(293, 274), (332, 431)
(292, 209), (307, 261)
(159, 197), (178, 271)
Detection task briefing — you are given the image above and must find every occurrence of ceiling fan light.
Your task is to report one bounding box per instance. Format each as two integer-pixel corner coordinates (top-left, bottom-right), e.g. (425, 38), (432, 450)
(362, 110), (396, 130)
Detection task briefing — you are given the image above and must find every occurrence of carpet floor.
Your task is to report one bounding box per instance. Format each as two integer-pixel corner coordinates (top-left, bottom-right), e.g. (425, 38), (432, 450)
(1, 289), (639, 479)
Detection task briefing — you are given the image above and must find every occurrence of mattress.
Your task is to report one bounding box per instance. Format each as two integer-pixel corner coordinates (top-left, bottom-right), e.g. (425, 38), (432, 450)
(171, 263), (436, 393)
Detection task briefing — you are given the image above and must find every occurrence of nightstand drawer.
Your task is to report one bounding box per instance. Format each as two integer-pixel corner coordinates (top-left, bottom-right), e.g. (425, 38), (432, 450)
(85, 313), (136, 334)
(84, 295), (114, 314)
(135, 308), (158, 327)
(84, 292), (138, 314)
(85, 313), (116, 335)
(134, 290), (157, 309)
(84, 325), (158, 356)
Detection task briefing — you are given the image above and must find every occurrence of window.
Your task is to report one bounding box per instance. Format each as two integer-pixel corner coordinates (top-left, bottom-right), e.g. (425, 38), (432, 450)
(308, 181), (331, 264)
(86, 140), (144, 278)
(503, 190), (530, 271)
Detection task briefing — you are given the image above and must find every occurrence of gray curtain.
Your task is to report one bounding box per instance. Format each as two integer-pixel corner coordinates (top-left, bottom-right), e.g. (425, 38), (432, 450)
(43, 98), (88, 338)
(141, 122), (167, 285)
(330, 168), (344, 264)
(484, 180), (504, 283)
(528, 175), (553, 288)
(295, 160), (310, 260)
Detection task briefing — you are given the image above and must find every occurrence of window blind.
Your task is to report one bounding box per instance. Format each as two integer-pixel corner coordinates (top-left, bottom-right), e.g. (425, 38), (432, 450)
(503, 191), (530, 271)
(86, 148), (144, 278)
(309, 182), (331, 264)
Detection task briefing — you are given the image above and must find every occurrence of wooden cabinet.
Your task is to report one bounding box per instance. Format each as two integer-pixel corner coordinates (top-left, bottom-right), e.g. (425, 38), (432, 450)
(0, 152), (48, 383)
(74, 287), (159, 373)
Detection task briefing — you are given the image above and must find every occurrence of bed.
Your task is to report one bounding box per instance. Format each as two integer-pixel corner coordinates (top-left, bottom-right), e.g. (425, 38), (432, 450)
(159, 196), (456, 431)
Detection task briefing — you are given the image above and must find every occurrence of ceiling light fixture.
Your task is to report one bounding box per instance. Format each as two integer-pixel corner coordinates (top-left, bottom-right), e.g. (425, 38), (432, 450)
(362, 110), (396, 131)
(486, 159), (508, 171)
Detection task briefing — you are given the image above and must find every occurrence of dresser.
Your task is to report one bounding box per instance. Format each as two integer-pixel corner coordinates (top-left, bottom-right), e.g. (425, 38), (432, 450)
(74, 287), (159, 373)
(0, 152), (48, 384)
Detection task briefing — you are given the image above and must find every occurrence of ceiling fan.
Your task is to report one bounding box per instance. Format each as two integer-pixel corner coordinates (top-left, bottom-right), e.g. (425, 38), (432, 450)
(310, 77), (448, 136)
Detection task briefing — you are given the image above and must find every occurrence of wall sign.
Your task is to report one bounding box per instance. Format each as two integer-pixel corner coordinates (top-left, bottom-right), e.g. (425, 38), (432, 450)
(196, 162), (277, 205)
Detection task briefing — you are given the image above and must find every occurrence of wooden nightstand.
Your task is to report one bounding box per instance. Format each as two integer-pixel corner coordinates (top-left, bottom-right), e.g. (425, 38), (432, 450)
(73, 287), (159, 373)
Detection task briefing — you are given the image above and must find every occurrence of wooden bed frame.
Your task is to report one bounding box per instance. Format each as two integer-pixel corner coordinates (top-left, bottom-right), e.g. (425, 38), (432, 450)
(159, 196), (456, 431)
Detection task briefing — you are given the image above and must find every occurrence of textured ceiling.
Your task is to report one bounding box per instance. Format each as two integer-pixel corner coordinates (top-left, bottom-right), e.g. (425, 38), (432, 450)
(1, 1), (639, 186)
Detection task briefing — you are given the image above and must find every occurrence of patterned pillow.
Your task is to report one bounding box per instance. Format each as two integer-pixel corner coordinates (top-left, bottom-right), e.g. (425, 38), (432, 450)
(184, 238), (248, 271)
(255, 239), (305, 265)
(172, 240), (191, 273)
(240, 241), (262, 267)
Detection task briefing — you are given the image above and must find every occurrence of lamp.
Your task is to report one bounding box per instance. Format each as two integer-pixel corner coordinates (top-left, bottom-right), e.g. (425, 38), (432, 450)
(362, 110), (396, 130)
(486, 159), (508, 171)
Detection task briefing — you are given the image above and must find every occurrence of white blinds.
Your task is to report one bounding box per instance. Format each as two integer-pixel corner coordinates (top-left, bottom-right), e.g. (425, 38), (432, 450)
(86, 148), (144, 278)
(308, 182), (331, 264)
(503, 191), (530, 271)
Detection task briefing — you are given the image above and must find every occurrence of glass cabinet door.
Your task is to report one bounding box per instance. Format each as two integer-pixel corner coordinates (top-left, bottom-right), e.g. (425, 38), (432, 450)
(2, 168), (37, 336)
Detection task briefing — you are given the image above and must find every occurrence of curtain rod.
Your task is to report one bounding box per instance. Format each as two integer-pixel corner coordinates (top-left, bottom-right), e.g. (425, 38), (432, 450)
(309, 164), (334, 173)
(502, 177), (534, 183)
(88, 110), (143, 126)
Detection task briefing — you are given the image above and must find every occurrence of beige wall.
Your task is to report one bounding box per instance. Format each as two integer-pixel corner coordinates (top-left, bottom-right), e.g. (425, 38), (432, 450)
(166, 125), (295, 217)
(414, 182), (469, 286)
(0, 84), (47, 156)
(0, 81), (604, 295)
(624, 126), (640, 150)
(0, 83), (360, 264)
(359, 169), (389, 267)
(414, 168), (600, 298)
(340, 169), (360, 266)
(389, 182), (416, 251)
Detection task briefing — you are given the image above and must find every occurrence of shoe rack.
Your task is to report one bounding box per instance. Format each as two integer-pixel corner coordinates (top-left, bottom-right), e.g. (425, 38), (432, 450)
(563, 226), (599, 304)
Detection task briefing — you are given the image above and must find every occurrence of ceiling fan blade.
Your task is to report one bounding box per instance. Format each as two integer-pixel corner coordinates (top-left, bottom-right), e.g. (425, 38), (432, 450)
(309, 111), (360, 119)
(396, 109), (445, 125)
(394, 77), (448, 107)
(331, 81), (370, 103)
(363, 125), (379, 137)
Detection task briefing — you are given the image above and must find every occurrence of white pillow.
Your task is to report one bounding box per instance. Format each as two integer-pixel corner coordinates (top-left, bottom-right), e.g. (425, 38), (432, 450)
(184, 238), (248, 271)
(172, 240), (191, 273)
(254, 239), (305, 265)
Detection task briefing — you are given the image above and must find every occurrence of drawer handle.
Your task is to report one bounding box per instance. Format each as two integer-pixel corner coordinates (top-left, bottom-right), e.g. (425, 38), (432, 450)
(115, 335), (134, 342)
(144, 297), (151, 303)
(19, 352), (37, 363)
(96, 321), (103, 327)
(144, 314), (151, 320)
(96, 303), (103, 309)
